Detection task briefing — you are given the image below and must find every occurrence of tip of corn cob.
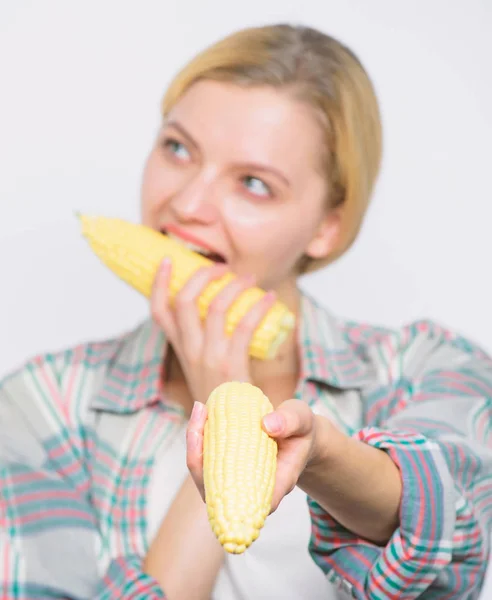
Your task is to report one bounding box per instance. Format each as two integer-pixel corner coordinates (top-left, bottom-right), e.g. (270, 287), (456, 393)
(204, 381), (278, 554)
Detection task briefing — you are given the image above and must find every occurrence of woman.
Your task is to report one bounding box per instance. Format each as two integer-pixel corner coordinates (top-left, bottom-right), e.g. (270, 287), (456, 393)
(0, 23), (491, 600)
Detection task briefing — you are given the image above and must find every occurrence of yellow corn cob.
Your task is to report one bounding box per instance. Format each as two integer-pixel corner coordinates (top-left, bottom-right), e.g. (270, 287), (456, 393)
(77, 213), (295, 360)
(204, 381), (277, 554)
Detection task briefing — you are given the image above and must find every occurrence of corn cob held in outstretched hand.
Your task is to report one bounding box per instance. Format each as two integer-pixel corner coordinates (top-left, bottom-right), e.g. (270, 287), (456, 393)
(204, 381), (277, 554)
(77, 214), (296, 360)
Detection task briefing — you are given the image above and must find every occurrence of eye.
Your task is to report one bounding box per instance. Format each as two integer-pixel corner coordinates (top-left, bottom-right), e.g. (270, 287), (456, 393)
(163, 137), (191, 161)
(242, 176), (272, 198)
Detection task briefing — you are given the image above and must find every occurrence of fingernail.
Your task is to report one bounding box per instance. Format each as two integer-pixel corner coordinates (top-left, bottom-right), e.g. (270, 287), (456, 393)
(161, 257), (171, 270)
(263, 412), (283, 434)
(264, 290), (276, 302)
(190, 401), (205, 423)
(245, 273), (256, 284)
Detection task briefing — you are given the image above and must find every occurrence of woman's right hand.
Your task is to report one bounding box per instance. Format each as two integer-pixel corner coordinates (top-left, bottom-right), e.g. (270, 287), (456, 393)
(150, 258), (277, 407)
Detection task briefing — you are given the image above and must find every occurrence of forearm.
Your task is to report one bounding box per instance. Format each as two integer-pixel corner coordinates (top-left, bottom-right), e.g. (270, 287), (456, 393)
(143, 475), (224, 600)
(298, 417), (402, 545)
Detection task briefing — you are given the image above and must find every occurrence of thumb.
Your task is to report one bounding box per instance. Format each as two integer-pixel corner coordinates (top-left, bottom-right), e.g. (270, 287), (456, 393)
(262, 399), (314, 439)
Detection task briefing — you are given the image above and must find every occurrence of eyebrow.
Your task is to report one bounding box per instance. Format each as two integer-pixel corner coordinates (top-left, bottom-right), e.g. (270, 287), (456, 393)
(163, 119), (291, 187)
(164, 119), (199, 150)
(235, 162), (291, 187)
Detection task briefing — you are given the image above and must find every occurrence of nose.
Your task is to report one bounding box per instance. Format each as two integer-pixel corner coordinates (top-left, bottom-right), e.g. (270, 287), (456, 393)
(169, 170), (220, 224)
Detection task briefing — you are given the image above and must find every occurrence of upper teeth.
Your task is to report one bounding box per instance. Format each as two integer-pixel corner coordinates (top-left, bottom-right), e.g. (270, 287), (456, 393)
(168, 232), (213, 256)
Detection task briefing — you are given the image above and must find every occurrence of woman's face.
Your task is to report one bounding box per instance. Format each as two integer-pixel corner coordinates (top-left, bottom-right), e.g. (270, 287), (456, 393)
(141, 79), (339, 295)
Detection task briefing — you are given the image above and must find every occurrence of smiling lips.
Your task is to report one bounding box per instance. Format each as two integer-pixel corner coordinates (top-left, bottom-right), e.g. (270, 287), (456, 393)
(161, 224), (226, 263)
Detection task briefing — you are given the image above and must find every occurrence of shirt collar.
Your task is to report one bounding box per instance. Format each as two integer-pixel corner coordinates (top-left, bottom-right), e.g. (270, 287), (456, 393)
(91, 291), (372, 414)
(90, 318), (168, 413)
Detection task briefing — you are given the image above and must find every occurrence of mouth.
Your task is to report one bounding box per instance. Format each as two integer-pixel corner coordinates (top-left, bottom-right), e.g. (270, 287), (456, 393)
(160, 228), (227, 264)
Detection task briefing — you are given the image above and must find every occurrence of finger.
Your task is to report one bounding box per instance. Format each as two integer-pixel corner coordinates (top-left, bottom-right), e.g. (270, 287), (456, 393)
(186, 400), (208, 501)
(226, 289), (278, 373)
(270, 449), (307, 512)
(262, 399), (314, 440)
(150, 258), (178, 342)
(261, 400), (315, 513)
(202, 273), (256, 360)
(174, 263), (230, 359)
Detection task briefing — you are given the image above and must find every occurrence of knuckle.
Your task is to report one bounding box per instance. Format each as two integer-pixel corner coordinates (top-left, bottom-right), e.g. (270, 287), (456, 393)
(150, 305), (172, 335)
(202, 356), (217, 371)
(211, 288), (241, 311)
(191, 266), (209, 280)
(185, 350), (201, 367)
(175, 292), (195, 309)
(202, 266), (226, 285)
(150, 302), (162, 324)
(270, 498), (280, 514)
(235, 318), (254, 335)
(239, 305), (265, 329)
(285, 404), (303, 429)
(205, 357), (230, 378)
(180, 341), (200, 363)
(209, 265), (228, 279)
(209, 297), (226, 313)
(218, 361), (231, 378)
(223, 275), (249, 294)
(209, 294), (241, 316)
(292, 413), (302, 434)
(177, 267), (209, 298)
(297, 403), (313, 426)
(286, 476), (297, 495)
(245, 297), (273, 322)
(259, 298), (275, 315)
(186, 451), (199, 472)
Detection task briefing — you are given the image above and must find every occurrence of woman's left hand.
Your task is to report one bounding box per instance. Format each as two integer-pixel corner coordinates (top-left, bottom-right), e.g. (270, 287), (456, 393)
(186, 397), (324, 512)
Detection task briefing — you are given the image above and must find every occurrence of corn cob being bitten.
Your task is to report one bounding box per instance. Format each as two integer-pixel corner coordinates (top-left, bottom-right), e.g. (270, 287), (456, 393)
(77, 214), (296, 360)
(204, 381), (278, 553)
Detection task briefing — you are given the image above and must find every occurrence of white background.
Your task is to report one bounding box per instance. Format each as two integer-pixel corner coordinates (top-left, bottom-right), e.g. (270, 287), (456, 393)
(1, 0), (491, 594)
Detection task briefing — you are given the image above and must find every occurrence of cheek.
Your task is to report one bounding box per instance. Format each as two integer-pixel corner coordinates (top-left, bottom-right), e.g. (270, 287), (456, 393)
(141, 153), (180, 216)
(222, 201), (310, 260)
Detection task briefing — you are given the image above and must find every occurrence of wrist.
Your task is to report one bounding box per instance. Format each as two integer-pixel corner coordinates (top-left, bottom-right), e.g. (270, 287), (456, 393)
(300, 415), (349, 484)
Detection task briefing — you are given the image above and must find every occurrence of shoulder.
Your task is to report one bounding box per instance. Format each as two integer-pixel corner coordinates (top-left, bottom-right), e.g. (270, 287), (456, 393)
(0, 320), (148, 410)
(338, 316), (492, 383)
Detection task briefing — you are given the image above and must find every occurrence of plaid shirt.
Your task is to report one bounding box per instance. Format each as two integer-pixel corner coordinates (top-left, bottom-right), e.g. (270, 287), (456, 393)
(0, 291), (491, 599)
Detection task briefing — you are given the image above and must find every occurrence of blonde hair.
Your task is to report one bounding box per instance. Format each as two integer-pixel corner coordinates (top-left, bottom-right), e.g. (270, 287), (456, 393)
(161, 24), (383, 273)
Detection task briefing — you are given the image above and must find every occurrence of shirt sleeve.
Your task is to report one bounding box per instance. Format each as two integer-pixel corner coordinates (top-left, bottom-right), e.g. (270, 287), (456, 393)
(307, 320), (492, 599)
(0, 356), (166, 600)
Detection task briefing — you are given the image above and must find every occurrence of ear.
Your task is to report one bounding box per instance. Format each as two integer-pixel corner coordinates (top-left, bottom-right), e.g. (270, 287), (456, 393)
(304, 210), (341, 261)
